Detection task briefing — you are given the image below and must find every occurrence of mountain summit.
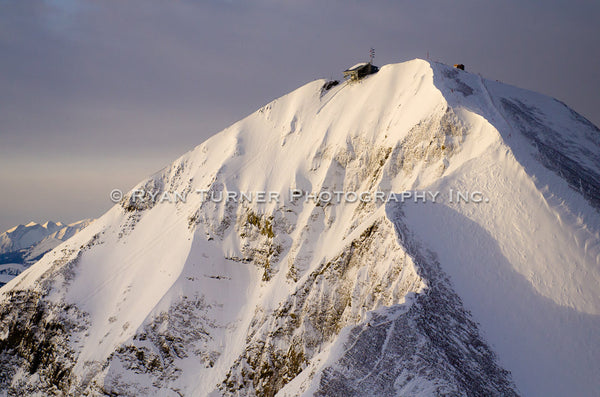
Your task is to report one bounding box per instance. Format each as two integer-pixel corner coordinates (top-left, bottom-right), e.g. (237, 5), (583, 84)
(1, 59), (599, 396)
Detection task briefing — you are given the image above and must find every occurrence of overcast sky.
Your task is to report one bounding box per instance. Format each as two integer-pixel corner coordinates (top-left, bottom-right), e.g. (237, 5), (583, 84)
(1, 0), (599, 231)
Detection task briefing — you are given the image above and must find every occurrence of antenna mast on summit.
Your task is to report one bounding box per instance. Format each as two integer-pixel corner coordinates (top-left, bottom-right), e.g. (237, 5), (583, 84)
(369, 48), (375, 64)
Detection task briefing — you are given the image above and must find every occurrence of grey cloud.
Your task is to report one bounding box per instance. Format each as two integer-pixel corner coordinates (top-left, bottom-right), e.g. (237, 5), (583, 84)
(0, 0), (598, 230)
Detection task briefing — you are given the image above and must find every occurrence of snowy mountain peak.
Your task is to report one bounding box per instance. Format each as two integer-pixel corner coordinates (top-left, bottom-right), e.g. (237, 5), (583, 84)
(1, 219), (92, 254)
(0, 219), (94, 286)
(0, 59), (598, 396)
(42, 221), (63, 229)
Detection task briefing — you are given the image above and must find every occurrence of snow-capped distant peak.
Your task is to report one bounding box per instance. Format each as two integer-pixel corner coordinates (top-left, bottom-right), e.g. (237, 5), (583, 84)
(0, 219), (94, 286)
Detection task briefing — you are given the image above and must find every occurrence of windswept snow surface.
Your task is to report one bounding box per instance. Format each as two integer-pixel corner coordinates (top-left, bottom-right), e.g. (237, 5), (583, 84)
(0, 59), (599, 396)
(398, 63), (600, 397)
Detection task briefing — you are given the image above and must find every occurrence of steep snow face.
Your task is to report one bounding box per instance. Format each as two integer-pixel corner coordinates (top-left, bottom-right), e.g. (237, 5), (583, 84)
(396, 64), (600, 397)
(0, 59), (599, 396)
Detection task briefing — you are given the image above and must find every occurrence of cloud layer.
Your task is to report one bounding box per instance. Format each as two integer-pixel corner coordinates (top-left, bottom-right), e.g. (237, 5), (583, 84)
(1, 0), (598, 230)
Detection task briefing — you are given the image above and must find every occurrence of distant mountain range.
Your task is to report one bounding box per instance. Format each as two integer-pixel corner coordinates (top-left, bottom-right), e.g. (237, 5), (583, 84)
(0, 220), (93, 286)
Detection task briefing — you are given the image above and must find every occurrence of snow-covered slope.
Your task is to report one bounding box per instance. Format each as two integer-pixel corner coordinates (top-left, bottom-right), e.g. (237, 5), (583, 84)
(0, 220), (93, 286)
(0, 59), (598, 396)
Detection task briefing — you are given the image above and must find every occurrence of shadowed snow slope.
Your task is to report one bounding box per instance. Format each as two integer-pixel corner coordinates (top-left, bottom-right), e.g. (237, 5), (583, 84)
(0, 59), (598, 396)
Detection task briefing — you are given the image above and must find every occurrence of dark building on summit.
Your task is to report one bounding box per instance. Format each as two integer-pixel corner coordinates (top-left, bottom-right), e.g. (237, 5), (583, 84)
(343, 62), (379, 82)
